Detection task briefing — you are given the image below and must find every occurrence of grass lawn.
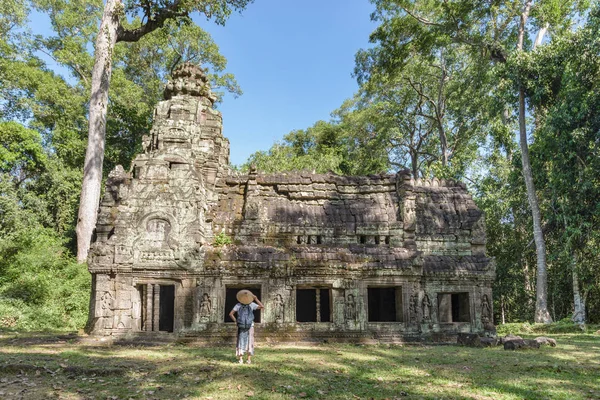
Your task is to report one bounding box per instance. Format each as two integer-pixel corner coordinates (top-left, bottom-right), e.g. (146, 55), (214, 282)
(0, 332), (599, 399)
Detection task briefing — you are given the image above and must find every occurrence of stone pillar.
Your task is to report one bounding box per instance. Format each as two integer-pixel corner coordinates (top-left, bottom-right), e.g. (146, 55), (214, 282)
(316, 288), (321, 322)
(153, 284), (160, 331)
(142, 285), (149, 331)
(438, 293), (452, 323)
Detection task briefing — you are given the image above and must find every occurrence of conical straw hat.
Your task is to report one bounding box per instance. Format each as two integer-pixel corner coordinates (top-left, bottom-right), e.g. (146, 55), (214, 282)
(236, 289), (254, 305)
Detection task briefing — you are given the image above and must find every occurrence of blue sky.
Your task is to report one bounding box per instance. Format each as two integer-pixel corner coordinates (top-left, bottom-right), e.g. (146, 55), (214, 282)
(28, 1), (378, 167)
(195, 0), (378, 166)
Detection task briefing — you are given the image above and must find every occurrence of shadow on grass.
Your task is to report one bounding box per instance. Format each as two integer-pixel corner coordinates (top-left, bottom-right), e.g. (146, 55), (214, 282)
(0, 333), (599, 399)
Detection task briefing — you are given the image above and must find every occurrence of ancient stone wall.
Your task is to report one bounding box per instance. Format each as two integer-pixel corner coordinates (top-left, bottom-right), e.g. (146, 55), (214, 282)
(87, 63), (495, 342)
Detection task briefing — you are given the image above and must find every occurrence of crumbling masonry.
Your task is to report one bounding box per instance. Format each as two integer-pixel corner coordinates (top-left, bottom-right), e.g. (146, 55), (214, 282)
(88, 63), (495, 342)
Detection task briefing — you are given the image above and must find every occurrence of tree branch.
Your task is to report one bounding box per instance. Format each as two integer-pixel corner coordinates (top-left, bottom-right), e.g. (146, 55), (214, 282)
(117, 1), (187, 43)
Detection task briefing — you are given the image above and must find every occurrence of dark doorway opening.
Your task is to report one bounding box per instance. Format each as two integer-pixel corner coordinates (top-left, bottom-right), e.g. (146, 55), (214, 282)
(320, 289), (331, 322)
(296, 288), (331, 322)
(296, 289), (317, 322)
(159, 285), (175, 332)
(451, 293), (470, 322)
(368, 287), (401, 322)
(438, 292), (470, 323)
(224, 287), (262, 323)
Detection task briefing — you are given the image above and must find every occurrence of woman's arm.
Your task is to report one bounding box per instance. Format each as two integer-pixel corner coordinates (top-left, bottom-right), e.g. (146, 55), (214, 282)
(228, 309), (237, 322)
(253, 295), (265, 310)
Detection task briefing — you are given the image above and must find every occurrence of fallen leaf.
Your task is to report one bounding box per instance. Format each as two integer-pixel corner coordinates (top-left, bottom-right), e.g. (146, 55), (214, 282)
(246, 391), (254, 397)
(377, 377), (384, 382)
(237, 384), (242, 391)
(299, 392), (307, 397)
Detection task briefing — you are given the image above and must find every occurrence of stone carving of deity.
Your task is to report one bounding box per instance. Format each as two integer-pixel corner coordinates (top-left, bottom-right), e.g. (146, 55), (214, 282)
(147, 218), (170, 248)
(421, 294), (432, 322)
(345, 294), (357, 322)
(481, 294), (491, 324)
(199, 293), (212, 321)
(273, 294), (284, 323)
(409, 293), (419, 324)
(100, 291), (113, 329)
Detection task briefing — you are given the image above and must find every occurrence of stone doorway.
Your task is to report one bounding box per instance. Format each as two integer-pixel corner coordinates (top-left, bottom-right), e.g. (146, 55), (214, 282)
(296, 288), (331, 322)
(224, 287), (262, 323)
(159, 285), (175, 332)
(138, 283), (176, 332)
(367, 287), (403, 322)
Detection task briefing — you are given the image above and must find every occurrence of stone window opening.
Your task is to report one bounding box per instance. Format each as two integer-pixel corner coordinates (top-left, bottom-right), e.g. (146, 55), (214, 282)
(296, 287), (331, 322)
(374, 236), (380, 245)
(296, 235), (323, 245)
(385, 236), (391, 245)
(438, 292), (470, 323)
(368, 287), (403, 322)
(359, 235), (367, 244)
(168, 161), (186, 170)
(224, 286), (262, 323)
(137, 283), (175, 332)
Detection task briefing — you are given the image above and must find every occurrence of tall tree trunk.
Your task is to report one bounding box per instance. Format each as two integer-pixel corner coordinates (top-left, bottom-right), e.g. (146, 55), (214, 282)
(76, 0), (122, 263)
(437, 124), (448, 167)
(410, 149), (418, 179)
(519, 89), (551, 323)
(571, 263), (586, 326)
(517, 2), (552, 323)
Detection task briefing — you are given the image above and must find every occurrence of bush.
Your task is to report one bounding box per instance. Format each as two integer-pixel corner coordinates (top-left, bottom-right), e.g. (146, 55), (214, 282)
(496, 321), (600, 336)
(0, 227), (90, 331)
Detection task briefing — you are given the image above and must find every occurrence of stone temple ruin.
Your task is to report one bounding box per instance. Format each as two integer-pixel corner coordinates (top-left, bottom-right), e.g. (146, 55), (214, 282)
(88, 63), (495, 342)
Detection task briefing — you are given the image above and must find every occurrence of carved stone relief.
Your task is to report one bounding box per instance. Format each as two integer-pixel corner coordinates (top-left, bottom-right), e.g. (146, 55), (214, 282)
(409, 293), (419, 325)
(481, 294), (491, 324)
(345, 293), (357, 322)
(199, 293), (212, 322)
(273, 293), (284, 323)
(421, 294), (432, 323)
(146, 218), (171, 248)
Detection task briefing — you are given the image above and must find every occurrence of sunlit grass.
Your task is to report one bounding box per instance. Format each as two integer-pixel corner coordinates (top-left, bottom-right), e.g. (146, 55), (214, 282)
(0, 332), (599, 399)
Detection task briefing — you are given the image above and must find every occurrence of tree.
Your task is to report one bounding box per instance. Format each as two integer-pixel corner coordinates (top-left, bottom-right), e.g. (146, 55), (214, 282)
(517, 8), (600, 324)
(356, 0), (590, 323)
(76, 0), (253, 263)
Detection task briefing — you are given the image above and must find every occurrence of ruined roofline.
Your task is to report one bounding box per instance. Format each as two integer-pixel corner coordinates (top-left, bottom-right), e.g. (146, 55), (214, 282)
(220, 168), (468, 190)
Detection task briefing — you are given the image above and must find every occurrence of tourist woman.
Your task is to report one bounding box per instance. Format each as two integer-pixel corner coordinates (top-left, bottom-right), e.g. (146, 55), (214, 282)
(228, 290), (264, 364)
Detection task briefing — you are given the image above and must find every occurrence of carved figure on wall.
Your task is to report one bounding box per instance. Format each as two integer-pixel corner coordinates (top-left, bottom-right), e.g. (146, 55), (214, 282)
(245, 201), (259, 220)
(345, 294), (357, 322)
(273, 294), (284, 323)
(409, 293), (419, 324)
(481, 294), (491, 324)
(199, 293), (212, 321)
(100, 291), (114, 329)
(421, 294), (432, 322)
(100, 292), (113, 315)
(147, 218), (171, 248)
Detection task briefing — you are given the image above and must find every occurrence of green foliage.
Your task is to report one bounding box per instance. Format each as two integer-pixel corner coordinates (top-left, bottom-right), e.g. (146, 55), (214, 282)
(0, 0), (248, 330)
(213, 231), (233, 246)
(244, 115), (390, 175)
(496, 321), (600, 336)
(0, 121), (47, 183)
(0, 225), (90, 331)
